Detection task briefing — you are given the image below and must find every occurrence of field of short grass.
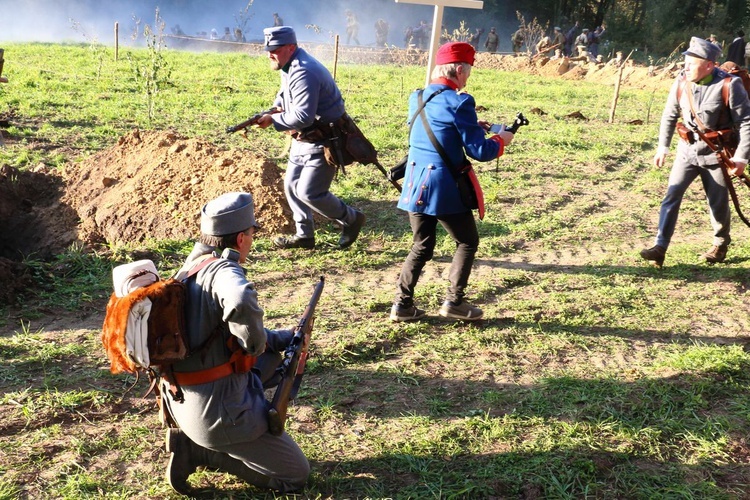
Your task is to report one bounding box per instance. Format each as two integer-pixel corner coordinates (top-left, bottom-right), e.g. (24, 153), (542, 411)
(2, 41), (750, 499)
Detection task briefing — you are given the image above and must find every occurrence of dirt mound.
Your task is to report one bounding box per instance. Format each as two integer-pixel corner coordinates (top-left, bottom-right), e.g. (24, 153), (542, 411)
(62, 129), (292, 247)
(0, 130), (292, 304)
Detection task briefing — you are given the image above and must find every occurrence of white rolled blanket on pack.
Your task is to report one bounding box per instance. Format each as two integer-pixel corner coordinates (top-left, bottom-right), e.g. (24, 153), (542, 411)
(111, 259), (161, 367)
(112, 259), (159, 298)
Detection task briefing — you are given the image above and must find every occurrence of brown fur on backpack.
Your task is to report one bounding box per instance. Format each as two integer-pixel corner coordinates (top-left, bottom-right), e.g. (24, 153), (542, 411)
(101, 279), (189, 375)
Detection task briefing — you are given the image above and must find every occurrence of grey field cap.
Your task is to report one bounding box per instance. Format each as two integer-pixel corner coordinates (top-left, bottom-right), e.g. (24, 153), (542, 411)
(200, 192), (258, 236)
(264, 26), (297, 51)
(683, 36), (722, 62)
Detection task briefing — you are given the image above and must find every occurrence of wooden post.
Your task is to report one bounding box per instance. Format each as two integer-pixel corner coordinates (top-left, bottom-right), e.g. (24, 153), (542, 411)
(395, 0), (483, 87)
(608, 50), (634, 123)
(0, 48), (6, 84)
(609, 65), (624, 123)
(114, 22), (119, 61)
(333, 34), (339, 81)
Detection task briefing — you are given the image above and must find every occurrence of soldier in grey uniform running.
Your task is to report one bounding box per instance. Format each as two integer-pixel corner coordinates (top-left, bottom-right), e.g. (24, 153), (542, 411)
(255, 26), (366, 250)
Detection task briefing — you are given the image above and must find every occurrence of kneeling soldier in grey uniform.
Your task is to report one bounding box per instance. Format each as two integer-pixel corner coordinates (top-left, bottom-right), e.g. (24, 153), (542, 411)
(161, 192), (309, 495)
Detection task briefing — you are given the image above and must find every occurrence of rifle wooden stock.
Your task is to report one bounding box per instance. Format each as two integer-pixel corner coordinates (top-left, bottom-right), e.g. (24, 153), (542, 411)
(267, 276), (325, 436)
(225, 108), (277, 134)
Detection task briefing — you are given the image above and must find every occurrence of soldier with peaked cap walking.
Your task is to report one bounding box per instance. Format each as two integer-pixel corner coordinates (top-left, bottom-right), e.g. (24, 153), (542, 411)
(640, 37), (750, 267)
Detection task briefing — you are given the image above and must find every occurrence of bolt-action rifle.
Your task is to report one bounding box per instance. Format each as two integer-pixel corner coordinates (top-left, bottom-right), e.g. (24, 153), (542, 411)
(506, 112), (530, 133)
(267, 276), (324, 436)
(689, 123), (750, 228)
(532, 42), (562, 59)
(487, 112), (529, 174)
(226, 108), (279, 134)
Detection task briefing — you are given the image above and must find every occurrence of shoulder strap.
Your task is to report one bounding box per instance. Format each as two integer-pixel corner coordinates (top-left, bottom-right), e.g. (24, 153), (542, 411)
(722, 76), (732, 108)
(408, 88), (445, 142)
(185, 255), (218, 281)
(172, 254), (218, 281)
(416, 89), (464, 176)
(682, 75), (734, 132)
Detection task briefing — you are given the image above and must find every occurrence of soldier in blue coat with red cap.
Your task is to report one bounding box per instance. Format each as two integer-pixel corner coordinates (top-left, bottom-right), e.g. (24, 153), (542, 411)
(390, 41), (515, 323)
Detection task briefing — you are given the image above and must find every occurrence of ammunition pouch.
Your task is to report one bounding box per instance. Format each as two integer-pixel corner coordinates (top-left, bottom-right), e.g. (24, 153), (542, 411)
(389, 155), (408, 182)
(676, 122), (696, 144)
(291, 125), (328, 144)
(325, 114), (380, 170)
(455, 159), (480, 211)
(293, 114), (380, 172)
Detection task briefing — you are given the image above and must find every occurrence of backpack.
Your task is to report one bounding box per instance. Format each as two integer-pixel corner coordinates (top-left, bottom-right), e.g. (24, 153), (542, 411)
(101, 256), (216, 376)
(719, 61), (750, 99)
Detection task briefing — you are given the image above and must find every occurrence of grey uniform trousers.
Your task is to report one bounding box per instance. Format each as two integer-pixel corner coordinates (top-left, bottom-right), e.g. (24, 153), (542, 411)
(285, 152), (358, 238)
(655, 154), (731, 249)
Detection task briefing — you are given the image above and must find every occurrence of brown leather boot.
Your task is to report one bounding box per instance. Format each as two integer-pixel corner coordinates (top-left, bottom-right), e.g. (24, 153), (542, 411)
(639, 245), (666, 267)
(165, 428), (199, 496)
(701, 244), (728, 263)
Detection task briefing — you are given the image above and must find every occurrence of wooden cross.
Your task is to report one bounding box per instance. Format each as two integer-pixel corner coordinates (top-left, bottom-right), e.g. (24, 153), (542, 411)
(395, 0), (484, 86)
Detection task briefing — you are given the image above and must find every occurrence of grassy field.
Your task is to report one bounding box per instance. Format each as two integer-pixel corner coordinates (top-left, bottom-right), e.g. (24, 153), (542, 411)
(2, 42), (750, 499)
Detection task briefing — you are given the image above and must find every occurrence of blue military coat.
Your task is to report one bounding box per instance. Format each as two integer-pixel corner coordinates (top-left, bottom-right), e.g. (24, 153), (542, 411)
(397, 82), (501, 216)
(271, 47), (346, 156)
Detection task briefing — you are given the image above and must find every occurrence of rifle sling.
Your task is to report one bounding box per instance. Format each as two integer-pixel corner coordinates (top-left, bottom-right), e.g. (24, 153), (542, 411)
(717, 157), (750, 227)
(408, 88), (445, 147)
(416, 89), (466, 178)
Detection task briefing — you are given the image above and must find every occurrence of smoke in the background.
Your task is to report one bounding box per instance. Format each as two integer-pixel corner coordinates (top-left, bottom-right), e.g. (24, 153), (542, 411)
(1, 0), (522, 50)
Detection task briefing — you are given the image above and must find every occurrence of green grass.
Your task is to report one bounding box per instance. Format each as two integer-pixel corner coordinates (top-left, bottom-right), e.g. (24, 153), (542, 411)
(2, 41), (750, 499)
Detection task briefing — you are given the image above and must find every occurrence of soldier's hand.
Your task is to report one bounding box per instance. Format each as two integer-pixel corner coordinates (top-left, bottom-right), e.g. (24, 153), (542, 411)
(653, 151), (668, 167)
(495, 130), (514, 146)
(255, 114), (274, 129)
(729, 161), (746, 177)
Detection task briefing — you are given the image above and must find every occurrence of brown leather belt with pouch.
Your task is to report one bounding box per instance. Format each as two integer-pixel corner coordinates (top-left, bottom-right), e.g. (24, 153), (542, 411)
(676, 122), (735, 148)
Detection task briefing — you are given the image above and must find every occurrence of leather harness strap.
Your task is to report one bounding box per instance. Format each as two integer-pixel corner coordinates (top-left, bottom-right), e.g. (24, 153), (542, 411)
(163, 255), (257, 389)
(678, 75), (733, 129)
(171, 348), (257, 386)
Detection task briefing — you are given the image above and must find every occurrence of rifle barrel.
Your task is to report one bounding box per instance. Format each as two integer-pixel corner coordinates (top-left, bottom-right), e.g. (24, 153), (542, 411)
(267, 276), (325, 436)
